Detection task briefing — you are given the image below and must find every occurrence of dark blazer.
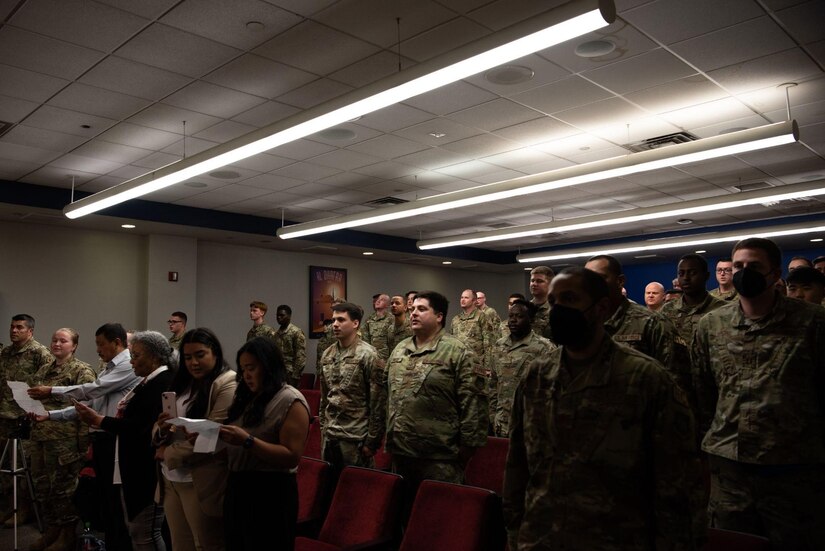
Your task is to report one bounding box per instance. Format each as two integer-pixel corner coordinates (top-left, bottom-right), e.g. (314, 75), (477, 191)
(100, 367), (174, 520)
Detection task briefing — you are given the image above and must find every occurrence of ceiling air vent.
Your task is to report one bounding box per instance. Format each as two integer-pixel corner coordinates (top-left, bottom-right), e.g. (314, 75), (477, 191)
(624, 131), (699, 153)
(734, 181), (772, 192)
(364, 196), (409, 206)
(0, 120), (14, 138)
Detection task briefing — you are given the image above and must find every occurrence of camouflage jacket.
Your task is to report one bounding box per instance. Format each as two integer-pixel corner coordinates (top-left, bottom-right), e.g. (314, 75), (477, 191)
(387, 316), (412, 358)
(316, 324), (335, 366)
(449, 308), (496, 374)
(274, 323), (307, 384)
(30, 357), (96, 441)
(361, 312), (393, 361)
(319, 338), (387, 450)
(691, 294), (825, 464)
(709, 287), (739, 301)
(504, 337), (704, 551)
(169, 333), (183, 351)
(531, 301), (551, 339)
(490, 332), (556, 437)
(660, 293), (726, 346)
(0, 338), (53, 420)
(386, 330), (488, 460)
(247, 323), (277, 342)
(480, 305), (501, 329)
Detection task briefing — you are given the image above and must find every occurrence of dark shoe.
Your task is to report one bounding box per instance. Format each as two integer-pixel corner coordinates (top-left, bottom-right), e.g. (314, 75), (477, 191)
(29, 524), (60, 551)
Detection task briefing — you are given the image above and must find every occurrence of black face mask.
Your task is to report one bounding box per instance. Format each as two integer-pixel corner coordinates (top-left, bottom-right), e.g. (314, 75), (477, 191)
(732, 266), (769, 298)
(549, 303), (594, 348)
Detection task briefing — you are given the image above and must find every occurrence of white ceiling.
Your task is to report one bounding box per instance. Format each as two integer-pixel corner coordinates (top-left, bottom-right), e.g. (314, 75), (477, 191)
(2, 0), (825, 268)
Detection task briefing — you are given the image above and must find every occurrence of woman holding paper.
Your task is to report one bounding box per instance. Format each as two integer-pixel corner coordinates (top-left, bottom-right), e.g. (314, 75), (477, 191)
(28, 328), (96, 551)
(219, 336), (310, 551)
(154, 328), (236, 551)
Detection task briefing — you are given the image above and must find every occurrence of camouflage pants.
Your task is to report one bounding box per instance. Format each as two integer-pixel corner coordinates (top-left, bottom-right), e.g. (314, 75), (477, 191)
(322, 438), (374, 472)
(392, 455), (464, 521)
(709, 455), (825, 550)
(29, 438), (85, 525)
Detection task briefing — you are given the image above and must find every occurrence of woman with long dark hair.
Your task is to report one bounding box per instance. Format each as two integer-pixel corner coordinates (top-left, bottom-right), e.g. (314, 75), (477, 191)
(219, 337), (310, 551)
(155, 328), (236, 551)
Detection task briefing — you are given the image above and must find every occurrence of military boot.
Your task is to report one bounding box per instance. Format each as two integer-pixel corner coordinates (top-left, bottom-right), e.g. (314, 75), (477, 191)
(45, 522), (77, 551)
(29, 524), (60, 551)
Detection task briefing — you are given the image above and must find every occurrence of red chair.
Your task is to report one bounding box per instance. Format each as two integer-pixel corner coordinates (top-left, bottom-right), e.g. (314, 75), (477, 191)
(304, 417), (322, 460)
(373, 440), (392, 471)
(464, 436), (509, 495)
(301, 389), (321, 417)
(702, 528), (771, 550)
(297, 457), (332, 537)
(299, 373), (316, 390)
(399, 480), (504, 551)
(295, 466), (405, 551)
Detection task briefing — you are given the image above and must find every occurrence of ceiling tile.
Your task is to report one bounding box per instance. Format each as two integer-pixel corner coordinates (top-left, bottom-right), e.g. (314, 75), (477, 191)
(49, 153), (123, 175)
(262, 0), (338, 17)
(736, 76), (825, 114)
(236, 173), (305, 191)
(0, 158), (46, 181)
(273, 162), (342, 182)
(0, 26), (104, 80)
(394, 148), (470, 170)
(115, 23), (242, 78)
(393, 117), (484, 146)
(480, 148), (556, 171)
(464, 53), (571, 97)
(23, 165), (100, 187)
(163, 81), (267, 119)
(311, 149), (384, 171)
(230, 154), (294, 173)
(275, 78), (354, 109)
(126, 103), (222, 134)
(588, 116), (681, 144)
(358, 104), (435, 133)
(161, 0), (301, 50)
(347, 134), (430, 159)
(533, 132), (622, 158)
(131, 151), (180, 170)
(306, 123), (383, 147)
(622, 0), (763, 44)
(678, 157), (770, 184)
(203, 54), (316, 98)
(583, 48), (696, 95)
(466, 0), (559, 31)
(0, 95), (39, 123)
(777, 1), (825, 44)
(94, 0), (180, 19)
(72, 140), (152, 164)
(553, 97), (649, 130)
(317, 171), (383, 189)
(689, 114), (772, 138)
(0, 141), (62, 164)
(435, 159), (503, 179)
(0, 64), (70, 103)
(48, 82), (151, 120)
(171, 183), (274, 209)
(447, 98), (543, 132)
(328, 50), (417, 88)
(268, 139), (337, 161)
(161, 136), (220, 157)
(440, 133), (521, 158)
(22, 105), (118, 137)
(512, 76), (613, 115)
(194, 120), (258, 143)
(404, 81), (497, 116)
(624, 75), (728, 114)
(2, 125), (86, 152)
(401, 17), (489, 63)
(492, 117), (579, 146)
(353, 161), (421, 179)
(231, 101), (301, 128)
(661, 97), (757, 130)
(707, 48), (821, 94)
(79, 56), (192, 101)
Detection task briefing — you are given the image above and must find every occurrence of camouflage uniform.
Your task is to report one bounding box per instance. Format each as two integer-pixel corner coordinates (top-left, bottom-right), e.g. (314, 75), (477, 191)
(29, 357), (96, 526)
(500, 320), (510, 340)
(531, 301), (551, 339)
(361, 312), (393, 361)
(274, 322), (307, 387)
(709, 287), (738, 302)
(0, 338), (52, 435)
(490, 332), (556, 437)
(168, 333), (183, 351)
(316, 323), (336, 367)
(387, 316), (412, 358)
(318, 338), (386, 471)
(449, 308), (496, 376)
(246, 323), (277, 342)
(504, 337), (704, 551)
(386, 330), (488, 489)
(691, 294), (825, 547)
(480, 305), (501, 329)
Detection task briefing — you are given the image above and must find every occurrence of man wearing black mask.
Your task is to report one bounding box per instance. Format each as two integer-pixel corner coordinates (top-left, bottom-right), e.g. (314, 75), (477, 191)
(692, 237), (825, 548)
(504, 267), (703, 550)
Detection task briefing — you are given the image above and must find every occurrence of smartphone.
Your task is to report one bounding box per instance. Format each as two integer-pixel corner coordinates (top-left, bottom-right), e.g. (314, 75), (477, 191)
(162, 392), (177, 418)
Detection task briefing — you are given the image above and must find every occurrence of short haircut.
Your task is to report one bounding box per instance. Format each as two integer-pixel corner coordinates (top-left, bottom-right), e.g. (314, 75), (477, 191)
(678, 253), (709, 274)
(276, 304), (292, 315)
(95, 323), (127, 344)
(717, 257), (732, 264)
(405, 291), (417, 299)
(510, 299), (538, 320)
(372, 293), (381, 300)
(530, 266), (554, 279)
(732, 238), (782, 270)
(787, 266), (825, 286)
(54, 327), (79, 348)
(557, 267), (610, 303)
(814, 256), (825, 265)
(131, 330), (176, 370)
(332, 302), (363, 323)
(249, 301), (268, 313)
(587, 254), (623, 277)
(463, 288), (476, 298)
(171, 311), (187, 323)
(665, 288), (684, 295)
(508, 292), (526, 301)
(789, 255), (813, 268)
(11, 314), (35, 330)
(414, 291), (449, 327)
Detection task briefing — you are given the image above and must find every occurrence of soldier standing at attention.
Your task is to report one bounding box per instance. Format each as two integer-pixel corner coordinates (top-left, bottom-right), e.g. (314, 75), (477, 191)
(361, 294), (393, 361)
(787, 255), (813, 272)
(786, 266), (825, 305)
(529, 266), (554, 339)
(246, 300), (277, 341)
(450, 289), (495, 377)
(318, 302), (386, 473)
(490, 300), (555, 437)
(710, 258), (738, 301)
(167, 311), (187, 351)
(387, 295), (412, 356)
(500, 293), (526, 339)
(504, 267), (704, 550)
(644, 282), (666, 312)
(404, 291), (417, 314)
(274, 305), (307, 387)
(476, 290), (501, 329)
(386, 291), (487, 501)
(692, 238), (825, 548)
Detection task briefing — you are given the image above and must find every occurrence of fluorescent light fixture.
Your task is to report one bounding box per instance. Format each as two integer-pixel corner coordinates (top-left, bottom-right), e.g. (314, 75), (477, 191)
(64, 0), (615, 220)
(516, 220), (825, 263)
(417, 174), (823, 250)
(278, 120), (798, 240)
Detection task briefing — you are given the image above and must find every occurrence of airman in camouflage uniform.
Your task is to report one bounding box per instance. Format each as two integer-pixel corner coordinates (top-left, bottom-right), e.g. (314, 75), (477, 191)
(167, 311), (187, 351)
(476, 291), (501, 328)
(450, 289), (496, 375)
(316, 321), (335, 367)
(691, 238), (825, 548)
(246, 300), (278, 341)
(274, 305), (307, 387)
(710, 258), (739, 301)
(361, 294), (393, 361)
(387, 295), (412, 356)
(319, 302), (387, 472)
(28, 329), (96, 548)
(504, 267), (704, 551)
(387, 291), (488, 497)
(490, 300), (556, 437)
(529, 267), (555, 340)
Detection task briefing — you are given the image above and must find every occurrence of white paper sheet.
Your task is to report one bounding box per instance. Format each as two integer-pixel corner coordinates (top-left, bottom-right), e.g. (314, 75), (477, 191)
(166, 417), (223, 453)
(7, 381), (48, 416)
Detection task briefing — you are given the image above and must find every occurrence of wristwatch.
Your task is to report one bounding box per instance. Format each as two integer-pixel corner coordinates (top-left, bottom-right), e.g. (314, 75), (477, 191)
(243, 434), (255, 449)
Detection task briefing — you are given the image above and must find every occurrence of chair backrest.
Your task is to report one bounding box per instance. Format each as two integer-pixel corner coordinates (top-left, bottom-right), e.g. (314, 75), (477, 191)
(400, 480), (503, 551)
(316, 466), (405, 550)
(299, 373), (316, 390)
(464, 436), (509, 495)
(703, 528), (771, 550)
(297, 457), (332, 528)
(304, 416), (322, 460)
(300, 389), (321, 417)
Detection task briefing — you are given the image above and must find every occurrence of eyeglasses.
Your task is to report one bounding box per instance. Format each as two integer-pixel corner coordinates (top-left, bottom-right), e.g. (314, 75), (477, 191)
(167, 320), (183, 324)
(716, 268), (733, 274)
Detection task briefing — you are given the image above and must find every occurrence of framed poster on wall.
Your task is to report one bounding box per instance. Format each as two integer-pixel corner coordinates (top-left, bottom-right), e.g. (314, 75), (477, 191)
(309, 266), (347, 338)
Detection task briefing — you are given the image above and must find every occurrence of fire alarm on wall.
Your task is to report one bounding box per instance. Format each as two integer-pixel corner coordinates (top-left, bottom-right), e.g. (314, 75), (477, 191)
(168, 271), (178, 282)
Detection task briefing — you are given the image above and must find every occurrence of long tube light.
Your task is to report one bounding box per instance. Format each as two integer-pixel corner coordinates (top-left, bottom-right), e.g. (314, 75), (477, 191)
(516, 220), (825, 263)
(277, 120), (799, 239)
(63, 0), (615, 220)
(417, 176), (825, 250)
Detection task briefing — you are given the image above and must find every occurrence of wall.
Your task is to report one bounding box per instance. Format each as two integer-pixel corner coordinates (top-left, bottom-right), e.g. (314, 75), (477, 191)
(146, 235), (198, 332)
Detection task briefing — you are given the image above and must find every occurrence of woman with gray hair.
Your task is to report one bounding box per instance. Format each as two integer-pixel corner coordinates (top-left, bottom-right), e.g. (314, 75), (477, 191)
(75, 330), (176, 551)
